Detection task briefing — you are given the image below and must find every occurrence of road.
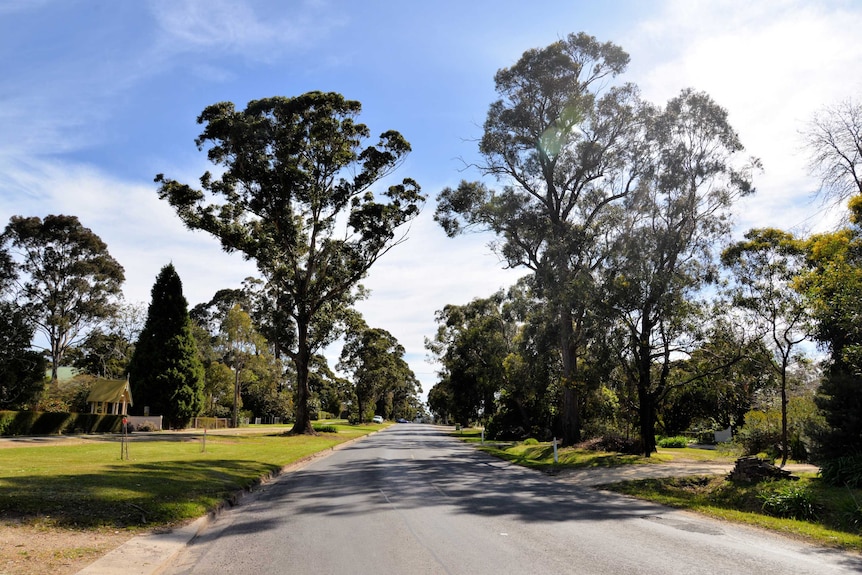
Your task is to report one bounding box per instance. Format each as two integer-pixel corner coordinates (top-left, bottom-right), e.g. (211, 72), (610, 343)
(163, 424), (861, 575)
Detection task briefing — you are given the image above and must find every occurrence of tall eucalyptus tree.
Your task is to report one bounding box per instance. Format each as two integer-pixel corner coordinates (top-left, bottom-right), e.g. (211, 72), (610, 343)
(602, 89), (757, 456)
(435, 33), (645, 444)
(1, 214), (125, 383)
(156, 92), (424, 434)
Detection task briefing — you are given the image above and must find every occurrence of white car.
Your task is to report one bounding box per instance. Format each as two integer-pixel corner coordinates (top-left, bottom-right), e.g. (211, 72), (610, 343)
(372, 415), (384, 424)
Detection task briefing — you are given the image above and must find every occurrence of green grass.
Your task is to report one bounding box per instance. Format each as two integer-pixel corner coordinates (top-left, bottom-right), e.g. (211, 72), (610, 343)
(0, 423), (373, 530)
(456, 430), (862, 550)
(456, 430), (656, 470)
(605, 476), (862, 551)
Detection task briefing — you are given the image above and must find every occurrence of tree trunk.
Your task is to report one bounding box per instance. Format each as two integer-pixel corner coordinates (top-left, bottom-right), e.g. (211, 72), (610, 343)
(639, 389), (657, 457)
(780, 362), (789, 467)
(232, 368), (240, 428)
(637, 312), (657, 457)
(290, 323), (315, 435)
(559, 309), (580, 446)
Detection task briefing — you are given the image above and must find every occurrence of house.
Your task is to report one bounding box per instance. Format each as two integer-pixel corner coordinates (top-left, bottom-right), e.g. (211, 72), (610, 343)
(87, 378), (133, 416)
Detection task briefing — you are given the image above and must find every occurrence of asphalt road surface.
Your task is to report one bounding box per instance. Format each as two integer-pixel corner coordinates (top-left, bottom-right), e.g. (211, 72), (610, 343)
(163, 424), (862, 575)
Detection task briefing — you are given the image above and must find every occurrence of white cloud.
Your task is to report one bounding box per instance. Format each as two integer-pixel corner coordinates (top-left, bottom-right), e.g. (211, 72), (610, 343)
(627, 0), (862, 237)
(349, 203), (525, 395)
(0, 156), (257, 307)
(147, 0), (344, 59)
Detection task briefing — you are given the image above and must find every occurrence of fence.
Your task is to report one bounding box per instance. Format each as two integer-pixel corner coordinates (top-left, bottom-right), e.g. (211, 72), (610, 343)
(125, 415), (163, 431)
(192, 417), (229, 430)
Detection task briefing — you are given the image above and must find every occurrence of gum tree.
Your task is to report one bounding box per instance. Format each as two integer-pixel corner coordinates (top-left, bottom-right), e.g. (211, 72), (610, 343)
(425, 292), (513, 428)
(601, 89), (756, 456)
(0, 245), (46, 408)
(435, 33), (644, 445)
(1, 214), (125, 383)
(339, 321), (416, 423)
(722, 228), (810, 466)
(156, 92), (423, 434)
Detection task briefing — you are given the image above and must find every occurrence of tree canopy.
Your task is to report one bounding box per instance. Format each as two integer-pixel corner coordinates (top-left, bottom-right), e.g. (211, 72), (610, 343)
(1, 214), (125, 383)
(339, 321), (418, 423)
(128, 264), (204, 429)
(0, 247), (46, 409)
(435, 33), (643, 445)
(723, 228), (810, 466)
(156, 91), (424, 434)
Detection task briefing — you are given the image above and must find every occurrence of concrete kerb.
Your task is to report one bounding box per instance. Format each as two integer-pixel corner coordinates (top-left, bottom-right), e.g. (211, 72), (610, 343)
(74, 428), (383, 575)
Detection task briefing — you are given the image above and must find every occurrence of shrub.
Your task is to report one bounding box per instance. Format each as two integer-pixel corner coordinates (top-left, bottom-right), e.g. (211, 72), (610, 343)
(578, 433), (642, 454)
(657, 436), (689, 448)
(819, 455), (862, 488)
(135, 420), (158, 432)
(313, 424), (338, 433)
(522, 438), (539, 445)
(736, 397), (822, 461)
(735, 410), (779, 457)
(0, 410), (124, 435)
(844, 498), (862, 529)
(0, 411), (16, 435)
(758, 483), (819, 521)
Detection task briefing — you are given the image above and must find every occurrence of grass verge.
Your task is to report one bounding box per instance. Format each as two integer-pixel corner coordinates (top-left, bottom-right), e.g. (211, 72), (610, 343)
(453, 429), (737, 471)
(454, 430), (862, 552)
(0, 421), (378, 530)
(605, 476), (862, 551)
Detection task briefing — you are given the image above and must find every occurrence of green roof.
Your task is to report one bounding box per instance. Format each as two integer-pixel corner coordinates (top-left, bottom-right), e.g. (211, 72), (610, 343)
(87, 379), (133, 405)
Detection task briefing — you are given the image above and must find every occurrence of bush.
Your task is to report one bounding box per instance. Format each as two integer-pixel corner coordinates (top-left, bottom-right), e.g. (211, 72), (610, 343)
(578, 433), (642, 455)
(522, 438), (539, 445)
(657, 436), (689, 448)
(735, 410), (779, 457)
(844, 499), (862, 529)
(135, 420), (158, 432)
(484, 412), (527, 441)
(758, 483), (819, 521)
(0, 410), (124, 435)
(819, 455), (862, 488)
(736, 397), (822, 461)
(313, 424), (338, 433)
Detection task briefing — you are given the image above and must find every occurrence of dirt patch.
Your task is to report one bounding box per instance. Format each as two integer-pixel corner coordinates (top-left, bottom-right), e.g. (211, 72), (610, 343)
(0, 520), (133, 575)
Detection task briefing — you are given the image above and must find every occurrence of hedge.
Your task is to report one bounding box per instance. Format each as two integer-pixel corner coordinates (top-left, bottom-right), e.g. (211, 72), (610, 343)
(0, 410), (125, 436)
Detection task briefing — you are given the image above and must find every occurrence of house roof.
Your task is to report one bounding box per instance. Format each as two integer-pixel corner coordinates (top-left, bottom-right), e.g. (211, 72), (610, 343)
(87, 379), (133, 406)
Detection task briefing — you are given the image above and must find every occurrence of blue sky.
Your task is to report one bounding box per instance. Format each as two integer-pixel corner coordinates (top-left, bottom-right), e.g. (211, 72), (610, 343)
(2, 0), (861, 396)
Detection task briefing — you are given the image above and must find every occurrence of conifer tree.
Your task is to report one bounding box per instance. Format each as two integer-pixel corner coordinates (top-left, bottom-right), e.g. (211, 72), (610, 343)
(128, 264), (204, 428)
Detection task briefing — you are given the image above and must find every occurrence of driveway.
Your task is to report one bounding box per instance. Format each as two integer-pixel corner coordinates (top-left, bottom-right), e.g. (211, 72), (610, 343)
(555, 459), (820, 486)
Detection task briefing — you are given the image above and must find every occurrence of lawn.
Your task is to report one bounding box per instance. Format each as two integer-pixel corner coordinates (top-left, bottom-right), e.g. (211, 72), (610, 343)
(0, 421), (380, 530)
(606, 476), (862, 552)
(455, 430), (862, 551)
(455, 429), (737, 470)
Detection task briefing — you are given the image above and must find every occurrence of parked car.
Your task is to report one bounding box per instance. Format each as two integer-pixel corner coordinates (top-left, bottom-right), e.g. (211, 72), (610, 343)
(396, 418), (408, 423)
(372, 415), (384, 424)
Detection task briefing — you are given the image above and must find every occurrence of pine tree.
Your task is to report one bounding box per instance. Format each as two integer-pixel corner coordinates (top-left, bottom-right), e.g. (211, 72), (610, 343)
(128, 264), (204, 428)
